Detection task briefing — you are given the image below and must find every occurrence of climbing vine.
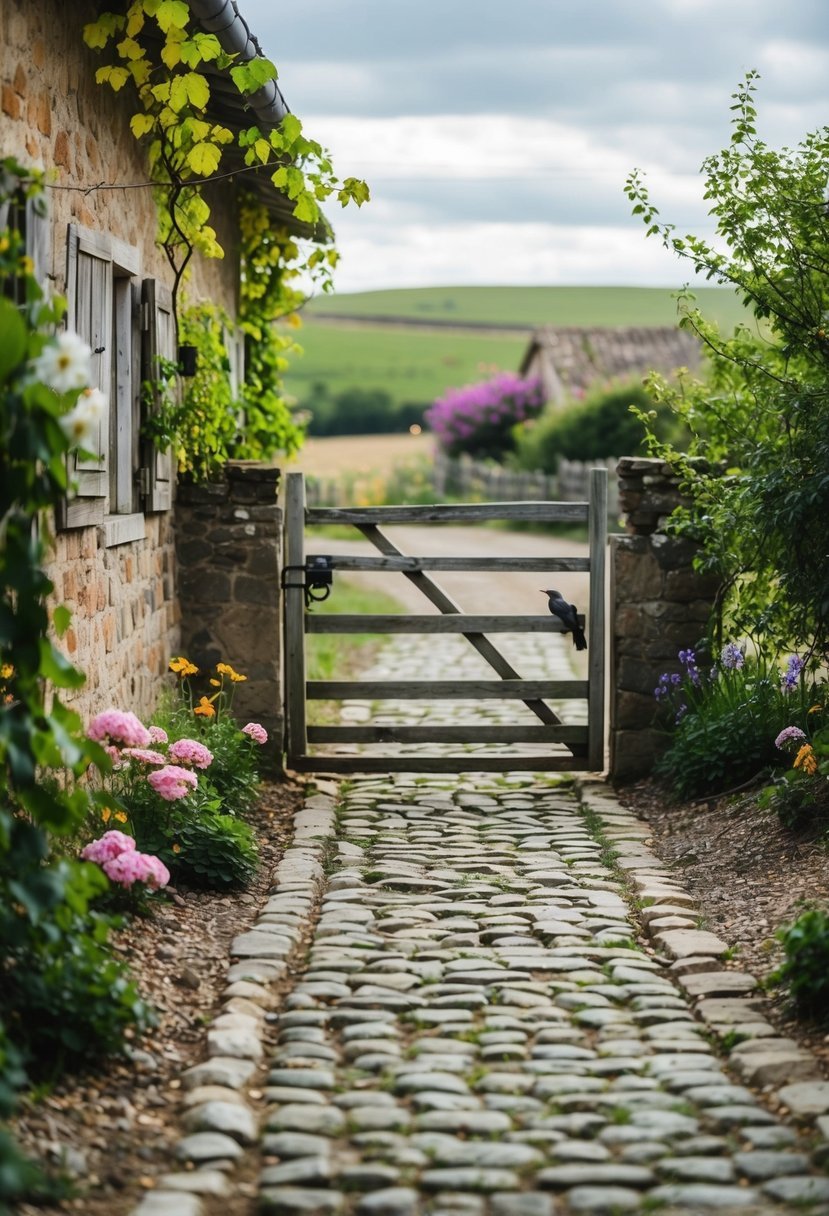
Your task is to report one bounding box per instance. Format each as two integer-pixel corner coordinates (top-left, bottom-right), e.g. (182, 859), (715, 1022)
(83, 0), (368, 475)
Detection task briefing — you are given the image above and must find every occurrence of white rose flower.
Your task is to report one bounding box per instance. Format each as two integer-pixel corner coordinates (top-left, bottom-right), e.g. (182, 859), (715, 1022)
(60, 387), (106, 448)
(32, 331), (92, 394)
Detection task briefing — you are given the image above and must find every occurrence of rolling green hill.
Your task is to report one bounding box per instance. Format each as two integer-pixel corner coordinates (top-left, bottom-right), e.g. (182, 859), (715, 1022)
(304, 284), (748, 333)
(286, 284), (750, 429)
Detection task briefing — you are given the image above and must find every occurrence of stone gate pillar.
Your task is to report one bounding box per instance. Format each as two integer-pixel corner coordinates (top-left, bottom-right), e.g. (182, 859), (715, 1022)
(610, 457), (720, 783)
(175, 462), (283, 773)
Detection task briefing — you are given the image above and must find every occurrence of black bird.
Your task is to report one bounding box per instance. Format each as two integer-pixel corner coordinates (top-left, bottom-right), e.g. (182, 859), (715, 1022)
(541, 589), (587, 650)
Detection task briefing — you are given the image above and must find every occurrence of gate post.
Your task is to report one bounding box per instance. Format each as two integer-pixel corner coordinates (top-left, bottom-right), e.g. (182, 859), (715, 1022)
(283, 472), (307, 768)
(587, 467), (607, 772)
(609, 457), (721, 782)
(175, 461), (283, 774)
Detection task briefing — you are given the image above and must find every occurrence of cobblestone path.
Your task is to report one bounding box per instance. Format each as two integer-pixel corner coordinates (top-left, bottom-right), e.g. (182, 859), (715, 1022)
(141, 631), (829, 1216)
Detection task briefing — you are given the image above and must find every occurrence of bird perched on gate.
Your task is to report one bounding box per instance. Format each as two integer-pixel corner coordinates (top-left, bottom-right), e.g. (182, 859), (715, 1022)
(541, 589), (587, 650)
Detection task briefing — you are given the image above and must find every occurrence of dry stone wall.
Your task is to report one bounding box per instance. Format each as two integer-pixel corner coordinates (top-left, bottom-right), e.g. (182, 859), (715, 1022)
(46, 513), (179, 725)
(176, 465), (283, 772)
(610, 457), (720, 782)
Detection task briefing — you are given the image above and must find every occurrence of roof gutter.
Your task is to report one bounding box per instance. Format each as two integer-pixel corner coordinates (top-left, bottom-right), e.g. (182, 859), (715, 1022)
(187, 0), (289, 127)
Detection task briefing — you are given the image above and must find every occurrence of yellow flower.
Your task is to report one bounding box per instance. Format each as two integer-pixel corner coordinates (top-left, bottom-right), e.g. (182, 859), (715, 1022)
(230, 671), (247, 683)
(216, 662), (247, 682)
(172, 843), (181, 854)
(194, 696), (216, 718)
(101, 808), (112, 823)
(170, 656), (198, 676)
(0, 664), (13, 680)
(794, 744), (818, 775)
(113, 811), (128, 824)
(209, 678), (221, 687)
(808, 704), (823, 714)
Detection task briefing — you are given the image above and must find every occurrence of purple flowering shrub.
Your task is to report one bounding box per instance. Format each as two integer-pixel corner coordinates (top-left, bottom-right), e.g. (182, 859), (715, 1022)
(653, 644), (825, 798)
(425, 372), (544, 460)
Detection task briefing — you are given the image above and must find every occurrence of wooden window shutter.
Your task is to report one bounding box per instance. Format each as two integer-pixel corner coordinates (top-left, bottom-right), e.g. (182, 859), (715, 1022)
(61, 223), (111, 528)
(141, 278), (176, 512)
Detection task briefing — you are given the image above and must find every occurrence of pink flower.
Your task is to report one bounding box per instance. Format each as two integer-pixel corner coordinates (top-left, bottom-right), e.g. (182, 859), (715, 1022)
(147, 764), (199, 801)
(104, 744), (128, 771)
(242, 722), (268, 745)
(81, 830), (136, 864)
(122, 747), (167, 766)
(103, 850), (170, 890)
(89, 709), (151, 748)
(148, 725), (169, 744)
(169, 738), (213, 769)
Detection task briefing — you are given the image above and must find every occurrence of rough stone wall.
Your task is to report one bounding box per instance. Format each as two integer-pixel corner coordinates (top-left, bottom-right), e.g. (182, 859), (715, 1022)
(176, 465), (283, 771)
(2, 0), (241, 723)
(610, 457), (720, 782)
(0, 0), (238, 304)
(522, 326), (700, 404)
(46, 514), (179, 723)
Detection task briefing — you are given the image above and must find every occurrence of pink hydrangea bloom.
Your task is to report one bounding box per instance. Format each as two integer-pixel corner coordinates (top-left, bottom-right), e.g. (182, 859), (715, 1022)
(104, 744), (128, 771)
(89, 709), (151, 748)
(242, 722), (268, 745)
(81, 830), (136, 864)
(103, 850), (170, 890)
(147, 764), (199, 801)
(169, 738), (213, 769)
(148, 725), (168, 744)
(122, 747), (167, 766)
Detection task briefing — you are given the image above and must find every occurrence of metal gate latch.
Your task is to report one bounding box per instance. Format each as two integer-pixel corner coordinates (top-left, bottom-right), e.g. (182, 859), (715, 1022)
(304, 555), (333, 607)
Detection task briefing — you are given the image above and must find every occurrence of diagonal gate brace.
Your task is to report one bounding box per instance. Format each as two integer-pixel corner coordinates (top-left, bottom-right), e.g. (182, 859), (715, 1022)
(357, 523), (564, 731)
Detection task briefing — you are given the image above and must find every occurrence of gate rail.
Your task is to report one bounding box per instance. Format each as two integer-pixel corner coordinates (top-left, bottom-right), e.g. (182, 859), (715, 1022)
(283, 470), (606, 773)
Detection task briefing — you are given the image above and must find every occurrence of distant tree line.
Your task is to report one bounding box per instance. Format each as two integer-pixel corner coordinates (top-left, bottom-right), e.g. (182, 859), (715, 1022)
(302, 383), (427, 436)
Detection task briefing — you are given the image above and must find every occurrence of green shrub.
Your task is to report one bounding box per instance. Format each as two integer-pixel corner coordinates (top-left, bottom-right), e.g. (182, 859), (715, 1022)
(0, 862), (154, 1079)
(514, 379), (684, 471)
(307, 385), (426, 436)
(653, 646), (821, 799)
(773, 906), (829, 1018)
(149, 812), (259, 890)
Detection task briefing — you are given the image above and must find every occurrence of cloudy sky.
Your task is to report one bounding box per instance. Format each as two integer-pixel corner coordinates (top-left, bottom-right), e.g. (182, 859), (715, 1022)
(244, 0), (828, 293)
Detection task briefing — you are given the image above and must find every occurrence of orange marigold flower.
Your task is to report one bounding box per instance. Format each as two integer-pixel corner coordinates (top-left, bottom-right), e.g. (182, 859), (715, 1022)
(794, 744), (818, 775)
(194, 696), (216, 718)
(170, 656), (198, 676)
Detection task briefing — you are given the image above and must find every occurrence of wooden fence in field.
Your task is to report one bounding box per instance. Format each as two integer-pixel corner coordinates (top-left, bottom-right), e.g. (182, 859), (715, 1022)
(304, 451), (619, 517)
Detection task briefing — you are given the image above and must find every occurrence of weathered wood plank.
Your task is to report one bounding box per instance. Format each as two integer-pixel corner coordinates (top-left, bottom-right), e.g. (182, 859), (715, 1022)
(587, 466), (607, 772)
(307, 726), (588, 744)
(306, 614), (583, 634)
(318, 555), (591, 573)
(308, 501), (588, 525)
(292, 755), (584, 774)
(357, 523), (563, 728)
(306, 679), (588, 700)
(283, 473), (307, 764)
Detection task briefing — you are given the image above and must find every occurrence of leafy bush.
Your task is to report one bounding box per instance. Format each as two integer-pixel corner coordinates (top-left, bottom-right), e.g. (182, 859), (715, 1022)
(773, 906), (829, 1019)
(513, 379), (684, 470)
(143, 812), (258, 890)
(626, 74), (829, 655)
(653, 645), (822, 799)
(758, 720), (829, 830)
(0, 862), (153, 1078)
(425, 372), (544, 460)
(306, 385), (426, 436)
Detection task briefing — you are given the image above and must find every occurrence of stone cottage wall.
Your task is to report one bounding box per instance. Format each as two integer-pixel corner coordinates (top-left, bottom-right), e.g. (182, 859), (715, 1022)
(610, 457), (720, 782)
(175, 465), (283, 771)
(1, 0), (239, 724)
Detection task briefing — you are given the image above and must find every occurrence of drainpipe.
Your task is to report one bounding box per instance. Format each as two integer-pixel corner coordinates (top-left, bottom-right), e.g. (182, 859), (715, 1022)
(187, 0), (289, 127)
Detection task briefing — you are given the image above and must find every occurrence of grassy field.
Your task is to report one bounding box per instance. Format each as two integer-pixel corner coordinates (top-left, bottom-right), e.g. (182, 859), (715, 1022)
(304, 284), (748, 333)
(285, 322), (527, 412)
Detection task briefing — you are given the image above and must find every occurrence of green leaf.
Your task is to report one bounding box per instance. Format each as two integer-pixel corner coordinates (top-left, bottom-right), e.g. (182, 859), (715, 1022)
(293, 193), (319, 224)
(129, 112), (155, 138)
(155, 0), (189, 33)
(281, 113), (302, 145)
(38, 639), (86, 690)
(183, 71), (210, 109)
(53, 604), (72, 638)
(230, 56), (277, 94)
(0, 298), (27, 383)
(186, 142), (221, 176)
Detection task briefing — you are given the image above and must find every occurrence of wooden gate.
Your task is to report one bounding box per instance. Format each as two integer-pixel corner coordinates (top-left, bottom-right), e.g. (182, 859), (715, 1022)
(282, 469), (606, 774)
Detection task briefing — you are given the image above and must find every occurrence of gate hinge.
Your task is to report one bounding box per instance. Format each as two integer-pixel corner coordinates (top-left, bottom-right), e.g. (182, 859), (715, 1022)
(281, 556), (333, 608)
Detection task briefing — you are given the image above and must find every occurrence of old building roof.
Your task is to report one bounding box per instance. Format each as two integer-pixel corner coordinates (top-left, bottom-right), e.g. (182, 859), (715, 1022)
(519, 325), (701, 403)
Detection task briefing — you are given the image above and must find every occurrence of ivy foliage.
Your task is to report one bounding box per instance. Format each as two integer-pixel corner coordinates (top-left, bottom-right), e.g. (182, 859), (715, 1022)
(84, 0), (367, 478)
(625, 72), (829, 657)
(0, 163), (152, 1202)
